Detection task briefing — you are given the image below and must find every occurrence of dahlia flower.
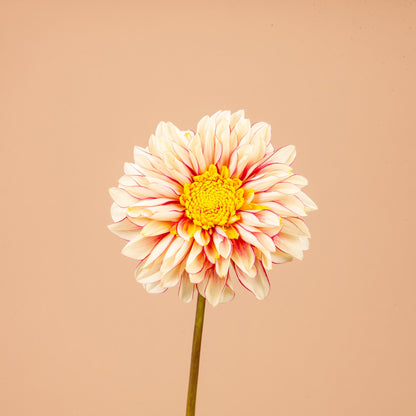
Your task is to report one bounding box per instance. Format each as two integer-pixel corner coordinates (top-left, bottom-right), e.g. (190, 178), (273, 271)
(108, 110), (316, 306)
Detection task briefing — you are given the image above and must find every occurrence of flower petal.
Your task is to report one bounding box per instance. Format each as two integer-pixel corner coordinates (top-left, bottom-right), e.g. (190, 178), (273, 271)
(205, 272), (228, 307)
(178, 274), (195, 303)
(234, 261), (270, 300)
(109, 187), (138, 207)
(108, 217), (141, 240)
(121, 235), (161, 260)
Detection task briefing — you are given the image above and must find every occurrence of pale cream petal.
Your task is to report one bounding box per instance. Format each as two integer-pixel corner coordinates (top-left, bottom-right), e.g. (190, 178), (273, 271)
(124, 162), (140, 175)
(255, 210), (282, 227)
(215, 256), (231, 278)
(111, 202), (127, 222)
(273, 233), (304, 260)
(161, 264), (183, 288)
(194, 228), (210, 246)
(204, 241), (219, 264)
(186, 251), (206, 274)
(263, 197), (306, 217)
(229, 110), (245, 129)
(108, 218), (141, 240)
(109, 187), (138, 207)
(189, 261), (211, 284)
(141, 221), (172, 237)
(129, 198), (176, 207)
(128, 203), (184, 221)
(219, 285), (234, 303)
(216, 118), (231, 167)
(284, 174), (308, 188)
(235, 262), (270, 300)
(143, 281), (167, 294)
(197, 115), (215, 165)
(243, 174), (282, 193)
(231, 240), (255, 275)
(121, 235), (160, 260)
(213, 230), (232, 258)
(161, 238), (193, 273)
(189, 134), (207, 174)
(296, 191), (318, 211)
(271, 249), (293, 264)
(178, 274), (195, 303)
(271, 182), (300, 195)
(233, 144), (252, 178)
(137, 270), (163, 284)
(235, 224), (275, 257)
(267, 145), (296, 165)
(186, 241), (204, 269)
(141, 233), (176, 268)
(281, 217), (311, 237)
(118, 175), (137, 187)
(205, 273), (228, 307)
(135, 259), (162, 282)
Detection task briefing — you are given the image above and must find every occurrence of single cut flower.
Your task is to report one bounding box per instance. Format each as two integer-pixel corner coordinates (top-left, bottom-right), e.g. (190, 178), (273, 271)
(108, 110), (317, 306)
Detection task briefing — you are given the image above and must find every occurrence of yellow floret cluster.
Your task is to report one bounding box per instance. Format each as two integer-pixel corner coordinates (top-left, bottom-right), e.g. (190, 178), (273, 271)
(180, 164), (245, 230)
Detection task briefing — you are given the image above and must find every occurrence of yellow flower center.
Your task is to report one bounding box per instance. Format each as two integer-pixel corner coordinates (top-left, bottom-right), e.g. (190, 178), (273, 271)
(180, 164), (245, 230)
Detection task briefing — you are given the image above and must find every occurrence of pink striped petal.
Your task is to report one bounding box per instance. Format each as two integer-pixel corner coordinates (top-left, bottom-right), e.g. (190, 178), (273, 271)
(141, 233), (176, 268)
(194, 228), (210, 246)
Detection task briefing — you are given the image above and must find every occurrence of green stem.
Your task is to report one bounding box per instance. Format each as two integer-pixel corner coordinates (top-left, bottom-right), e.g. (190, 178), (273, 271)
(186, 294), (206, 416)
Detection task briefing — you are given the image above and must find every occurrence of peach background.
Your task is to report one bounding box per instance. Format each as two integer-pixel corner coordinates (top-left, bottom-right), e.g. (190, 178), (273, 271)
(1, 1), (415, 415)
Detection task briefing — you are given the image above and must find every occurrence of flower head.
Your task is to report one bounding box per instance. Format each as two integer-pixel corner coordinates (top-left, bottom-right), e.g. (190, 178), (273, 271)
(108, 110), (317, 306)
